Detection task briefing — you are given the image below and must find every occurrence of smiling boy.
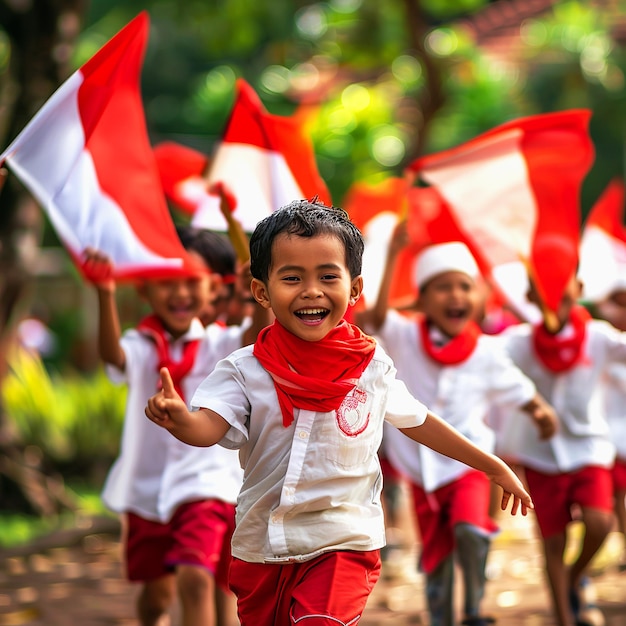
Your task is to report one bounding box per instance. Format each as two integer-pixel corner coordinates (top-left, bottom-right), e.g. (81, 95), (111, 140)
(145, 199), (534, 626)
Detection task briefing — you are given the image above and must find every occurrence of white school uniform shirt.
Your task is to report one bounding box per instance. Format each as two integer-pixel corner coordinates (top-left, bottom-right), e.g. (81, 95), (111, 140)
(190, 342), (428, 564)
(497, 318), (626, 473)
(101, 318), (245, 523)
(377, 310), (536, 493)
(599, 362), (626, 460)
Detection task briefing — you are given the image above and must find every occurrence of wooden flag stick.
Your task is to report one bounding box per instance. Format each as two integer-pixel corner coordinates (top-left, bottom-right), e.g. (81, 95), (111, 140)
(208, 182), (250, 264)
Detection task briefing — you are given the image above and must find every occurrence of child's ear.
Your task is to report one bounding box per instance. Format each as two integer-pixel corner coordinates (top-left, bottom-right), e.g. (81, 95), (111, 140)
(250, 278), (272, 309)
(349, 276), (364, 306)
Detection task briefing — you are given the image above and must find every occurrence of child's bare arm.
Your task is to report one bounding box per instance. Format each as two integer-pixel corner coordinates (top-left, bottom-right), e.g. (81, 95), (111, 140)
(400, 411), (533, 515)
(357, 220), (410, 331)
(520, 393), (558, 440)
(145, 367), (230, 447)
(83, 248), (125, 370)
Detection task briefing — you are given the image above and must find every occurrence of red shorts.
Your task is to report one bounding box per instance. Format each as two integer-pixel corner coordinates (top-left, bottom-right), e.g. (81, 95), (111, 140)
(230, 550), (381, 625)
(525, 465), (614, 538)
(612, 458), (626, 492)
(410, 470), (498, 574)
(123, 499), (235, 587)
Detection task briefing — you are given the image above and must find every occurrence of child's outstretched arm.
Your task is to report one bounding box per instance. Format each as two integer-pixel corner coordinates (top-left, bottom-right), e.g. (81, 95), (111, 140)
(83, 248), (125, 370)
(400, 412), (533, 515)
(145, 367), (230, 447)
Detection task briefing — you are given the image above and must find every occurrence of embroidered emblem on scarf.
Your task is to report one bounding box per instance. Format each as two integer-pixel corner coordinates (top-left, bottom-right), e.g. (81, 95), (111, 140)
(253, 319), (376, 427)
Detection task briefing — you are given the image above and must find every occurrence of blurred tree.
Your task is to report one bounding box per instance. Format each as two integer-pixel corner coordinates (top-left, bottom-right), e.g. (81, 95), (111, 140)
(0, 0), (87, 515)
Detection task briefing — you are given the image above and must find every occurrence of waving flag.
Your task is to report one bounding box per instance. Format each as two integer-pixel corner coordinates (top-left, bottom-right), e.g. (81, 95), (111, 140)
(345, 177), (537, 322)
(153, 141), (210, 216)
(179, 79), (331, 233)
(408, 110), (594, 325)
(579, 178), (626, 302)
(0, 12), (196, 282)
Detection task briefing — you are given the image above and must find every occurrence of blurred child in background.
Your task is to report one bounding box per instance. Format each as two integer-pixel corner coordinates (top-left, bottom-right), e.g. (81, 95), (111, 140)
(498, 269), (626, 626)
(83, 224), (268, 626)
(352, 222), (558, 626)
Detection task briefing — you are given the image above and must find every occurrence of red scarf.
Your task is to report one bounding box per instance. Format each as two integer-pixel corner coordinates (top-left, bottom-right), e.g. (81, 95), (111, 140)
(532, 305), (590, 373)
(253, 319), (377, 427)
(419, 316), (481, 365)
(137, 314), (200, 401)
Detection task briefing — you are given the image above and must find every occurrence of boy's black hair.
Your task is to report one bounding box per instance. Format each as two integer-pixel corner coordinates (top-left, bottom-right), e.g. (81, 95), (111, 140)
(249, 198), (364, 283)
(176, 226), (237, 278)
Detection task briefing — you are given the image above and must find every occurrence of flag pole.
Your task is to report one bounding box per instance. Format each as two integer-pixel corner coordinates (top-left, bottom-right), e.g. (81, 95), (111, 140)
(208, 181), (250, 264)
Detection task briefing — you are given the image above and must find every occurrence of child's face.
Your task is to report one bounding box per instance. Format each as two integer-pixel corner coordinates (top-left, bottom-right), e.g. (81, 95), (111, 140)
(250, 233), (363, 342)
(139, 251), (214, 338)
(417, 271), (480, 337)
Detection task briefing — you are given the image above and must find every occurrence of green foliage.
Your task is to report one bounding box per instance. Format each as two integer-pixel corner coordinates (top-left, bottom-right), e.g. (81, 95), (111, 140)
(2, 347), (126, 472)
(0, 487), (109, 547)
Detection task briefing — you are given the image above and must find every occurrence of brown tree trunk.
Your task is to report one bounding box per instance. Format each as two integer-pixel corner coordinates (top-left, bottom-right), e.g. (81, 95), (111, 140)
(400, 0), (446, 164)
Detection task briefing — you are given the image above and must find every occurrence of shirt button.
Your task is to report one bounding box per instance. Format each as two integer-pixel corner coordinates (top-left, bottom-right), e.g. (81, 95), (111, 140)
(298, 431), (308, 439)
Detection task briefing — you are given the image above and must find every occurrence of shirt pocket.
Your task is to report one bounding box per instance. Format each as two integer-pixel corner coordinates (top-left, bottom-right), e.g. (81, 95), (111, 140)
(317, 387), (380, 470)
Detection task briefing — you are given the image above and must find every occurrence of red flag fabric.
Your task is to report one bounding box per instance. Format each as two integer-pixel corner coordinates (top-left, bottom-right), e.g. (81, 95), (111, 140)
(0, 13), (197, 282)
(153, 141), (210, 216)
(343, 177), (419, 307)
(408, 110), (594, 320)
(579, 178), (626, 302)
(165, 79), (331, 233)
(345, 177), (533, 321)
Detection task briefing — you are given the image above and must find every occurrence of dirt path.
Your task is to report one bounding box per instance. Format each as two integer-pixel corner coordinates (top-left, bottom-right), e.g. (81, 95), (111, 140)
(1, 513), (624, 625)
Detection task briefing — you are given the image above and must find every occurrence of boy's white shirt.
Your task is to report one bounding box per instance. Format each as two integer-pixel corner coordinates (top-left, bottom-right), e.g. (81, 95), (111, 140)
(496, 318), (625, 473)
(377, 309), (536, 492)
(602, 362), (626, 460)
(101, 318), (245, 523)
(190, 342), (428, 564)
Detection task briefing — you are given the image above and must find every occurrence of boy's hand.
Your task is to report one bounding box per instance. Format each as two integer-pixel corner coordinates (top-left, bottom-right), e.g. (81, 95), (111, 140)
(145, 367), (189, 430)
(487, 462), (533, 517)
(83, 247), (115, 292)
(388, 220), (410, 258)
(523, 395), (558, 440)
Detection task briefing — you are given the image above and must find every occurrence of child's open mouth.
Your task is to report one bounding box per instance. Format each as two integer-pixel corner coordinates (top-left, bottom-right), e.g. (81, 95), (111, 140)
(446, 308), (468, 320)
(295, 308), (330, 323)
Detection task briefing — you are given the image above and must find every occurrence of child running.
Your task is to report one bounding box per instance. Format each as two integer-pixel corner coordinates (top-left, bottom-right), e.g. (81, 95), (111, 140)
(497, 268), (625, 626)
(357, 224), (557, 626)
(145, 199), (534, 626)
(84, 226), (266, 626)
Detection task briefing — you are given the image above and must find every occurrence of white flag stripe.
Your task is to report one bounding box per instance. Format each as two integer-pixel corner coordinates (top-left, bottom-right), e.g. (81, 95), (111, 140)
(579, 225), (625, 302)
(419, 129), (538, 264)
(192, 143), (303, 232)
(2, 69), (182, 274)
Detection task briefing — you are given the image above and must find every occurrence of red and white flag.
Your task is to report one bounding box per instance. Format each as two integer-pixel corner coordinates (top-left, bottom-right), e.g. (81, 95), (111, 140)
(579, 178), (626, 302)
(408, 109), (594, 322)
(346, 177), (533, 323)
(0, 12), (196, 282)
(168, 79), (331, 233)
